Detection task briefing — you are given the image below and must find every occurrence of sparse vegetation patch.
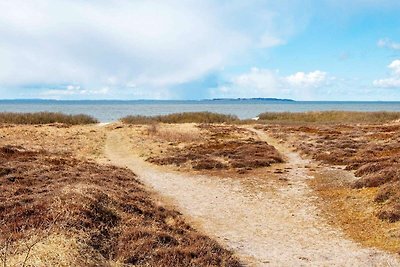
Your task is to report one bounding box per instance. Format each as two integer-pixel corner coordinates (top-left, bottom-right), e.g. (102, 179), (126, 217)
(146, 124), (283, 173)
(121, 112), (239, 124)
(0, 112), (98, 125)
(258, 111), (400, 124)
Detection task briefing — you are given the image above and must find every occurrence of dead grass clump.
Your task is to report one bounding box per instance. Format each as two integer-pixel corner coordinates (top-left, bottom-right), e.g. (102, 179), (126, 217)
(192, 159), (227, 170)
(354, 161), (395, 177)
(375, 181), (400, 223)
(353, 164), (400, 188)
(375, 181), (400, 203)
(149, 139), (283, 172)
(146, 124), (202, 143)
(0, 112), (98, 125)
(142, 124), (283, 174)
(258, 111), (400, 124)
(0, 146), (241, 266)
(377, 205), (400, 223)
(197, 124), (251, 139)
(121, 112), (239, 124)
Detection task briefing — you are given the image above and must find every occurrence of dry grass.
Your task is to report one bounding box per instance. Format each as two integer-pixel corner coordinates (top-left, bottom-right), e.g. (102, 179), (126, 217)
(0, 146), (241, 266)
(121, 112), (239, 124)
(0, 112), (98, 125)
(258, 111), (400, 124)
(0, 124), (106, 160)
(144, 123), (203, 143)
(308, 170), (400, 254)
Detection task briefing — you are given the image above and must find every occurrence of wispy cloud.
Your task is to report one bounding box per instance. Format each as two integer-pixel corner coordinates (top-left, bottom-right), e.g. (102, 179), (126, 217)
(377, 38), (400, 50)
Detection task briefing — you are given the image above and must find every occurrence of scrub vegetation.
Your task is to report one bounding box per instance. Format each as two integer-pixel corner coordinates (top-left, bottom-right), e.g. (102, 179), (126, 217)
(257, 111), (400, 124)
(0, 112), (98, 125)
(121, 112), (239, 124)
(0, 146), (241, 266)
(147, 124), (283, 173)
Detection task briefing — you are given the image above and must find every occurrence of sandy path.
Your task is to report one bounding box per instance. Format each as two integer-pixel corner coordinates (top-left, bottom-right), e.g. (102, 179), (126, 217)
(104, 128), (400, 266)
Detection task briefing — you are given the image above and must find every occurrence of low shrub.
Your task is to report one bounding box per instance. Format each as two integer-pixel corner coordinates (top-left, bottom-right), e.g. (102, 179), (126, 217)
(121, 112), (239, 124)
(0, 112), (98, 125)
(258, 111), (400, 124)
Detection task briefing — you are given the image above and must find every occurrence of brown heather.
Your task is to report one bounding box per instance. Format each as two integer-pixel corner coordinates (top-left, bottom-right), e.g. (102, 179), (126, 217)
(147, 124), (284, 173)
(0, 146), (241, 266)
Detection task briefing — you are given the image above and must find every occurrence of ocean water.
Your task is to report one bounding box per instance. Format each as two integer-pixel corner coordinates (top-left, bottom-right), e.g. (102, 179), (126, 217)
(1, 100), (400, 122)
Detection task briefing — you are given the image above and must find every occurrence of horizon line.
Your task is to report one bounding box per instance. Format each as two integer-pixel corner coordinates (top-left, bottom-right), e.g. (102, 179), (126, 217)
(2, 98), (400, 102)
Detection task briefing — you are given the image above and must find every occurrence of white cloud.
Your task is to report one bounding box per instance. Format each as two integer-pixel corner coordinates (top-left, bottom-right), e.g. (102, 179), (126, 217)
(0, 0), (306, 99)
(373, 59), (400, 88)
(377, 38), (400, 50)
(373, 78), (400, 88)
(286, 71), (328, 88)
(211, 68), (330, 99)
(389, 60), (400, 75)
(40, 85), (110, 97)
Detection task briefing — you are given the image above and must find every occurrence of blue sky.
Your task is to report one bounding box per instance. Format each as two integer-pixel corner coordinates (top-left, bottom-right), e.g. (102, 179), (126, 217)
(0, 0), (400, 100)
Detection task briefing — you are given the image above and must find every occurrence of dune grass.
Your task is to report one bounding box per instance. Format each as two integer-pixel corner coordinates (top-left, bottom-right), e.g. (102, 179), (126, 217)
(0, 112), (98, 125)
(257, 111), (400, 124)
(121, 112), (239, 124)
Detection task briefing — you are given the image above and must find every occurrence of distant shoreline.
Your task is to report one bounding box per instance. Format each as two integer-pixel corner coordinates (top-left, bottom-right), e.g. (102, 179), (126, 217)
(2, 98), (400, 103)
(0, 98), (295, 102)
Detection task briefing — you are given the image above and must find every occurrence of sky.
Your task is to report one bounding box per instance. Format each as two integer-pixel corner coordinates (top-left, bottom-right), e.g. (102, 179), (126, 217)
(0, 0), (400, 101)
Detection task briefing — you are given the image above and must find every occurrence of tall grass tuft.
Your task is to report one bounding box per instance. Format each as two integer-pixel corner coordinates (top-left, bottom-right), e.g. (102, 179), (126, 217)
(121, 112), (239, 124)
(0, 112), (98, 125)
(258, 111), (400, 124)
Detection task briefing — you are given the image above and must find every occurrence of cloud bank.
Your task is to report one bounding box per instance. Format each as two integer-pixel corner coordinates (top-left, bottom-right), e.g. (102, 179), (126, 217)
(0, 0), (399, 100)
(0, 0), (308, 98)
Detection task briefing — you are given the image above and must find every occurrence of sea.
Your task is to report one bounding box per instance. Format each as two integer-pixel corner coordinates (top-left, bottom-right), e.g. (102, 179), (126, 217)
(1, 99), (400, 122)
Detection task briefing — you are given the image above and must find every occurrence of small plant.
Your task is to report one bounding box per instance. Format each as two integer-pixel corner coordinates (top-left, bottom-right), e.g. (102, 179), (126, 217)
(146, 123), (158, 135)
